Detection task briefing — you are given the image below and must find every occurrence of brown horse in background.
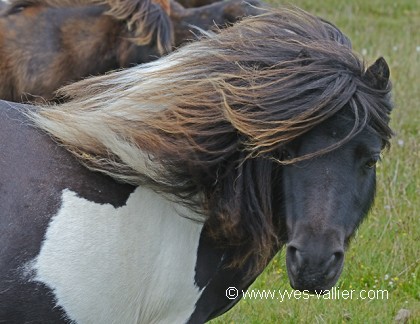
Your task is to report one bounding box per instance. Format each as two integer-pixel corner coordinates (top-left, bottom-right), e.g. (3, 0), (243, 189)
(0, 0), (263, 102)
(171, 0), (263, 47)
(0, 0), (172, 102)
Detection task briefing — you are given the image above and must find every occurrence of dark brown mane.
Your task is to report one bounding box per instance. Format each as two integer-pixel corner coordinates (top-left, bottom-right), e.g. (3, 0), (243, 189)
(3, 0), (173, 54)
(30, 7), (393, 275)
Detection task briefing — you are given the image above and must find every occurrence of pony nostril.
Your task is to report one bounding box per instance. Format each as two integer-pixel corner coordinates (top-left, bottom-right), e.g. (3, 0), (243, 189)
(333, 250), (344, 263)
(287, 244), (304, 271)
(334, 250), (344, 260)
(325, 250), (344, 280)
(327, 250), (344, 267)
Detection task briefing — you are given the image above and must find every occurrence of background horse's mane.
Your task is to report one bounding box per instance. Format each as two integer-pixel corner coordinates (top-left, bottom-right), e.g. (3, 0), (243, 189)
(3, 0), (173, 54)
(28, 7), (393, 274)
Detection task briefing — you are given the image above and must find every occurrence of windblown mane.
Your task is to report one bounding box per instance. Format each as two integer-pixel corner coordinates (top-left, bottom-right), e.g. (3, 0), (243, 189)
(3, 0), (173, 54)
(29, 7), (393, 274)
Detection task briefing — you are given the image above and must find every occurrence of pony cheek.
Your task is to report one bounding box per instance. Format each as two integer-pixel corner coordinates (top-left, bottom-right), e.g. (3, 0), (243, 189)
(345, 171), (377, 239)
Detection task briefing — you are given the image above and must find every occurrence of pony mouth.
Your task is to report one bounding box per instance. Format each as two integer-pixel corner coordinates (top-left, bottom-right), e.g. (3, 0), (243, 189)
(286, 258), (344, 294)
(288, 267), (342, 295)
(288, 279), (338, 294)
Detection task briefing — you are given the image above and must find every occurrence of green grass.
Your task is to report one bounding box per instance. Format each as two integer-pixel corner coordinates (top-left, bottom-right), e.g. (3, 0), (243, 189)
(210, 0), (420, 322)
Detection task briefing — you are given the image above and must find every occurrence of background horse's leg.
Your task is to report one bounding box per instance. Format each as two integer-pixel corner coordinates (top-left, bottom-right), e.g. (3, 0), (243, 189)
(171, 0), (265, 47)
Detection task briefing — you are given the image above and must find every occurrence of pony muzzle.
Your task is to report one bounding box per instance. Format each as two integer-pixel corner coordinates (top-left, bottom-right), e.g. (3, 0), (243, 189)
(285, 242), (345, 293)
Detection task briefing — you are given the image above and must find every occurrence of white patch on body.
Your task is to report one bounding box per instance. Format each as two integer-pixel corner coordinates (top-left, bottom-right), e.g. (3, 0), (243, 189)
(30, 187), (204, 324)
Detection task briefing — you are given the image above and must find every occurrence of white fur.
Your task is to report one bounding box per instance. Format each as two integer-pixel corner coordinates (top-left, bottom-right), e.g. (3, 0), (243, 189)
(29, 187), (204, 324)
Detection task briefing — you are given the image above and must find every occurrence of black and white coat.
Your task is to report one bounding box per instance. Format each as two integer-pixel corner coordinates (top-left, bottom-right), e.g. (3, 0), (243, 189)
(0, 103), (254, 323)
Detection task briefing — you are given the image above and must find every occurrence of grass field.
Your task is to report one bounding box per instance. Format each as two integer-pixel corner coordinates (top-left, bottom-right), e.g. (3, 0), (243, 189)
(210, 0), (419, 323)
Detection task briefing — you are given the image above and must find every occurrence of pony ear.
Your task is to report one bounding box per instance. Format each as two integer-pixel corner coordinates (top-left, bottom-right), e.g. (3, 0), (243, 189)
(364, 57), (390, 90)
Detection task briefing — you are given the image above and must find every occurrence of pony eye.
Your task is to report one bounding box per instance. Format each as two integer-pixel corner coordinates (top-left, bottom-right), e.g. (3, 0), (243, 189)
(365, 156), (380, 168)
